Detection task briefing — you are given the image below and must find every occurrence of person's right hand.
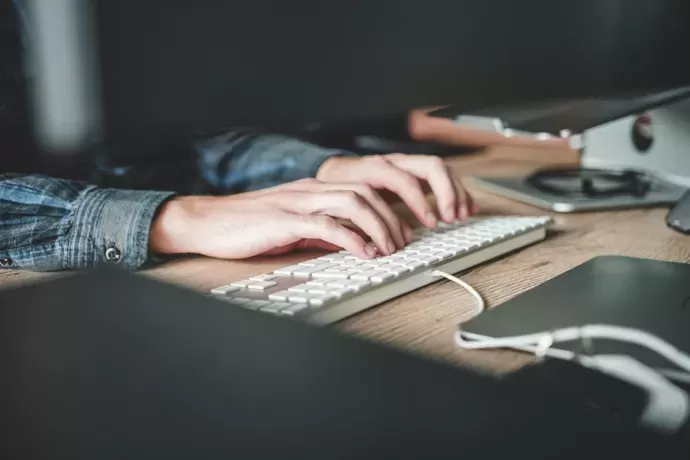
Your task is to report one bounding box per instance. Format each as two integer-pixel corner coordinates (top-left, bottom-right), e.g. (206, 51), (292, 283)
(149, 178), (416, 260)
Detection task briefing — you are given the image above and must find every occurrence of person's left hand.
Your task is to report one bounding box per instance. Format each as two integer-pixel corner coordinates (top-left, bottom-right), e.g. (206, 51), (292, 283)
(315, 154), (477, 228)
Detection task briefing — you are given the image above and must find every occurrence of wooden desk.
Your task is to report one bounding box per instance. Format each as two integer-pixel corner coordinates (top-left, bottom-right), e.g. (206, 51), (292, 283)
(3, 145), (689, 374)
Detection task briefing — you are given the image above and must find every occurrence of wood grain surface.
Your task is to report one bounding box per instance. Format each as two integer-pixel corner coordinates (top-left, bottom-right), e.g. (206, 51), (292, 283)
(4, 145), (688, 374)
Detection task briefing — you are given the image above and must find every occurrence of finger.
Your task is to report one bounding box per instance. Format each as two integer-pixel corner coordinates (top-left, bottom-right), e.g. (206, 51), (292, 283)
(307, 183), (407, 250)
(386, 155), (459, 223)
(450, 176), (473, 219)
(296, 239), (343, 252)
(256, 179), (405, 249)
(277, 191), (396, 256)
(459, 178), (478, 216)
(263, 239), (342, 256)
(365, 156), (437, 228)
(293, 214), (376, 259)
(447, 174), (477, 216)
(400, 220), (415, 243)
(316, 190), (397, 256)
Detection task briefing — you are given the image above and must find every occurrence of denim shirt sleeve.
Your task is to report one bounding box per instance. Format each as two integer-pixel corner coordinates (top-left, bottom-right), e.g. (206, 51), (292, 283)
(0, 174), (175, 272)
(195, 130), (359, 193)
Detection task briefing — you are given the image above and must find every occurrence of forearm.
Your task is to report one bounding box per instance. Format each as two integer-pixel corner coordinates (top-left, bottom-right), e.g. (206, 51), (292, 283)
(195, 130), (359, 193)
(0, 174), (174, 271)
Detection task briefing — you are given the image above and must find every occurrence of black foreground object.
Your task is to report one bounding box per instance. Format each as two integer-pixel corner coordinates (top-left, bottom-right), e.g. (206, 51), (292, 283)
(0, 269), (686, 459)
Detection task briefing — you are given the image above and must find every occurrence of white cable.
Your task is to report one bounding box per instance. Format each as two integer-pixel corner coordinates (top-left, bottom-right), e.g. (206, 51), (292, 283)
(430, 270), (485, 315)
(434, 270), (690, 383)
(658, 369), (690, 385)
(455, 327), (690, 433)
(455, 324), (690, 374)
(436, 272), (690, 432)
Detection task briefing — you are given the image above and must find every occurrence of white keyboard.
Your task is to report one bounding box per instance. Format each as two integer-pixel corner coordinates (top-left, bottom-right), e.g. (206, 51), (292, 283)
(209, 216), (552, 324)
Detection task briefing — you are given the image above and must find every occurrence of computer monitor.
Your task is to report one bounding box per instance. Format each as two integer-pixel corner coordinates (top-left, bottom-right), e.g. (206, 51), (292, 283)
(22, 0), (690, 159)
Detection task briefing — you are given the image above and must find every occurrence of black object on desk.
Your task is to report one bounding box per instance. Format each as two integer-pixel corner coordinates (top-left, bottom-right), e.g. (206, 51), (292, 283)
(667, 189), (690, 234)
(461, 256), (690, 369)
(0, 269), (686, 459)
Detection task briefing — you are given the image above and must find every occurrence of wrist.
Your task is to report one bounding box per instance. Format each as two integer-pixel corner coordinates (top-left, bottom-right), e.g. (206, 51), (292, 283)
(149, 196), (206, 255)
(316, 155), (347, 182)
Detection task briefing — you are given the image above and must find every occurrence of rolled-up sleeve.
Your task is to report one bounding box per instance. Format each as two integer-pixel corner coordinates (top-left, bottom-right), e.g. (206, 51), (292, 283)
(0, 174), (174, 272)
(195, 130), (359, 193)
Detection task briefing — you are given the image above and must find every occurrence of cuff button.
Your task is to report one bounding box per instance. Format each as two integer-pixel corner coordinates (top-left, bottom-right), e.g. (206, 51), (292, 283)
(105, 246), (122, 263)
(0, 257), (13, 268)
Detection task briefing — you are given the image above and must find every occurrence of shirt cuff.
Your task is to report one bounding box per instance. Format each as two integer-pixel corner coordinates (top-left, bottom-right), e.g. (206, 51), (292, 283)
(65, 188), (176, 270)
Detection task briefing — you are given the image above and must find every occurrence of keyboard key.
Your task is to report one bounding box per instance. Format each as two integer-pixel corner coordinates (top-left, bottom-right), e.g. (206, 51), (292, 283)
(308, 297), (333, 306)
(287, 294), (311, 303)
(312, 271), (350, 279)
(210, 285), (240, 295)
(286, 292), (336, 305)
(247, 281), (277, 290)
(346, 281), (371, 291)
(403, 260), (425, 270)
(346, 267), (371, 274)
(370, 272), (395, 283)
(339, 261), (367, 269)
(249, 274), (277, 282)
(273, 264), (305, 275)
(268, 291), (292, 301)
(259, 303), (285, 314)
(280, 304), (309, 316)
(297, 260), (322, 266)
(230, 280), (252, 288)
(443, 246), (468, 255)
(271, 302), (293, 309)
(244, 300), (273, 310)
(319, 253), (349, 261)
(326, 287), (355, 298)
(293, 263), (339, 277)
(416, 255), (440, 265)
(325, 279), (352, 288)
(350, 270), (389, 281)
(306, 280), (327, 286)
(376, 255), (406, 264)
(436, 251), (455, 261)
(228, 298), (250, 305)
(288, 285), (310, 292)
(376, 264), (410, 275)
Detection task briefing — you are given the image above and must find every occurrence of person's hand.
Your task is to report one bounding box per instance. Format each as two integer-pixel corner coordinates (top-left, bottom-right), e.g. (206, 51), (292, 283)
(149, 178), (417, 260)
(316, 153), (477, 227)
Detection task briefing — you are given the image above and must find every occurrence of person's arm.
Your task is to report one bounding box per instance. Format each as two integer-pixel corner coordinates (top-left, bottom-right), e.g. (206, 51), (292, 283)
(0, 174), (174, 271)
(194, 130), (358, 193)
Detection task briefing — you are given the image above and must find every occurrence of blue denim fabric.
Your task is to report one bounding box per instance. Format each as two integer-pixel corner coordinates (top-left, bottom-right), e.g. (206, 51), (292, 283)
(0, 132), (355, 271)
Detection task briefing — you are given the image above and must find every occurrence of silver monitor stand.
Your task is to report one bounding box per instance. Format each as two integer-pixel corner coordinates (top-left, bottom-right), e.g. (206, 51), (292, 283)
(467, 95), (690, 212)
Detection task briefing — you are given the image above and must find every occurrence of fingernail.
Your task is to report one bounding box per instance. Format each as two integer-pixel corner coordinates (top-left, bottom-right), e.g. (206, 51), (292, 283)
(459, 206), (468, 220)
(387, 242), (397, 255)
(403, 227), (414, 243)
(444, 206), (456, 223)
(365, 244), (377, 258)
(426, 212), (437, 227)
